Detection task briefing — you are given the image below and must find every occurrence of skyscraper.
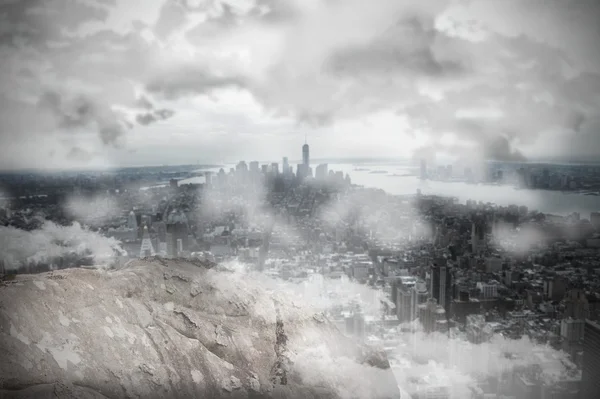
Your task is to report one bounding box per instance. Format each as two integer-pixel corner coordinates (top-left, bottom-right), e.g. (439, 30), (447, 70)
(302, 138), (310, 171)
(430, 258), (452, 315)
(271, 163), (279, 175)
(127, 210), (138, 231)
(282, 157), (289, 175)
(420, 159), (427, 180)
(315, 163), (328, 180)
(471, 217), (486, 255)
(582, 320), (600, 398)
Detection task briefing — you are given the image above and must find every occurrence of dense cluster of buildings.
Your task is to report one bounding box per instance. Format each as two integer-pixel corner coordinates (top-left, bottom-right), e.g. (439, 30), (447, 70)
(420, 159), (600, 194)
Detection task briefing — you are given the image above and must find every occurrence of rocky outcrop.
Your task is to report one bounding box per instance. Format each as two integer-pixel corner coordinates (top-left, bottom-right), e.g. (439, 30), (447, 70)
(0, 259), (400, 398)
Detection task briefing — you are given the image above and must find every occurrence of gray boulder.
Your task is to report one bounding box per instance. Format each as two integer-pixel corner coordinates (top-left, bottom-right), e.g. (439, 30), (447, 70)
(0, 259), (400, 398)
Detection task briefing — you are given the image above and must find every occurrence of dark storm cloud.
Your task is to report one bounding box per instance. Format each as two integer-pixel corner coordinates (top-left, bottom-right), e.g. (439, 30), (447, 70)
(136, 96), (154, 110)
(135, 108), (176, 126)
(185, 3), (238, 44)
(146, 68), (246, 99)
(297, 111), (334, 128)
(66, 146), (93, 161)
(0, 0), (111, 47)
(327, 15), (468, 78)
(146, 1), (456, 125)
(484, 136), (527, 162)
(154, 0), (188, 40)
(1, 0), (599, 167)
(37, 90), (127, 146)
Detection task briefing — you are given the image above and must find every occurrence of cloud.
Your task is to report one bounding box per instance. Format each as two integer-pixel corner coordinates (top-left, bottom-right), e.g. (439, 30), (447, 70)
(66, 146), (95, 162)
(210, 259), (577, 397)
(0, 221), (122, 271)
(63, 193), (122, 226)
(135, 108), (176, 125)
(2, 0), (600, 167)
(146, 67), (246, 99)
(135, 95), (154, 110)
(36, 90), (128, 146)
(389, 330), (577, 398)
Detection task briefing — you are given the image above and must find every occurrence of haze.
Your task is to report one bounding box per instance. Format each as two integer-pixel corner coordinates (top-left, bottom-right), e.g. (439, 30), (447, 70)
(1, 0), (600, 170)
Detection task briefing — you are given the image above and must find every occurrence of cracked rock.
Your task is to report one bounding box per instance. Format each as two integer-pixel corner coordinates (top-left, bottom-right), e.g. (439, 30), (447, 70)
(230, 376), (242, 390)
(139, 363), (155, 376)
(190, 281), (202, 297)
(249, 376), (260, 392)
(215, 324), (228, 346)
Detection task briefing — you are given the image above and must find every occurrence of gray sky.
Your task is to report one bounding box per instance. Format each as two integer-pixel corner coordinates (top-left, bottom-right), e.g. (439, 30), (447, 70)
(0, 0), (599, 170)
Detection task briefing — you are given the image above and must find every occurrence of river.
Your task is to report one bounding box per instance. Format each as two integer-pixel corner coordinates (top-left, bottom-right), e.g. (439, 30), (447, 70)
(175, 163), (600, 217)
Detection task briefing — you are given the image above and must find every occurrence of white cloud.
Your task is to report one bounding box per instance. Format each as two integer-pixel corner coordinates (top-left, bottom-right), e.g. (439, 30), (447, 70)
(1, 0), (600, 169)
(0, 221), (122, 271)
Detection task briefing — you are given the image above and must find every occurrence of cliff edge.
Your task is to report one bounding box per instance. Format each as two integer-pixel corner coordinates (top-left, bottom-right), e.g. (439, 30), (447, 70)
(0, 259), (400, 399)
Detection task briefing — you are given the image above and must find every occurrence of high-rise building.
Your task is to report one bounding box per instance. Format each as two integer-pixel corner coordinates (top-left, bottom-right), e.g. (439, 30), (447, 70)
(249, 161), (259, 173)
(560, 318), (585, 344)
(271, 163), (279, 175)
(236, 161), (248, 172)
(591, 212), (600, 231)
(564, 289), (590, 319)
(166, 232), (174, 257)
(582, 320), (600, 398)
(296, 164), (304, 179)
(420, 159), (427, 180)
(166, 209), (188, 257)
(315, 163), (328, 180)
(204, 171), (213, 186)
(396, 279), (428, 323)
(466, 314), (492, 344)
(419, 298), (448, 334)
(302, 142), (310, 169)
(430, 259), (452, 315)
(471, 217), (486, 255)
(127, 210), (138, 231)
(282, 157), (289, 175)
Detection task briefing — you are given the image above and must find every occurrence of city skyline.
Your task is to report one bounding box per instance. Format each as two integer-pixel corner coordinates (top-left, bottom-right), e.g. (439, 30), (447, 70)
(1, 1), (600, 398)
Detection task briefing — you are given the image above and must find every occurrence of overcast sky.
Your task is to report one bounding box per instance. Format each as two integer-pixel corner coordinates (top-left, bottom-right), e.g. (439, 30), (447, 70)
(0, 0), (599, 170)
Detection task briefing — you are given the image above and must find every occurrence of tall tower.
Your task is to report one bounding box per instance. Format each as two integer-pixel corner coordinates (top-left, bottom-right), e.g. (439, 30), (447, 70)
(302, 135), (309, 171)
(139, 225), (155, 258)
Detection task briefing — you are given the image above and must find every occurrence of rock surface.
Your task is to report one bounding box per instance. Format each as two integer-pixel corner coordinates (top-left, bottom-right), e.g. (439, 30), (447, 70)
(0, 259), (400, 398)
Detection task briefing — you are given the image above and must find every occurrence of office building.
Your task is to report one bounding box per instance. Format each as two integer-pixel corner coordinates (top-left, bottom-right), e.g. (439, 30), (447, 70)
(282, 157), (289, 175)
(430, 258), (452, 315)
(127, 210), (138, 231)
(560, 318), (585, 344)
(315, 163), (328, 180)
(471, 217), (486, 255)
(581, 320), (600, 398)
(419, 298), (448, 334)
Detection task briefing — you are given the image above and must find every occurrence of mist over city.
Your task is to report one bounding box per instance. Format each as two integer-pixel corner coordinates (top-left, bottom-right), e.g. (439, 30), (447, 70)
(1, 1), (600, 398)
